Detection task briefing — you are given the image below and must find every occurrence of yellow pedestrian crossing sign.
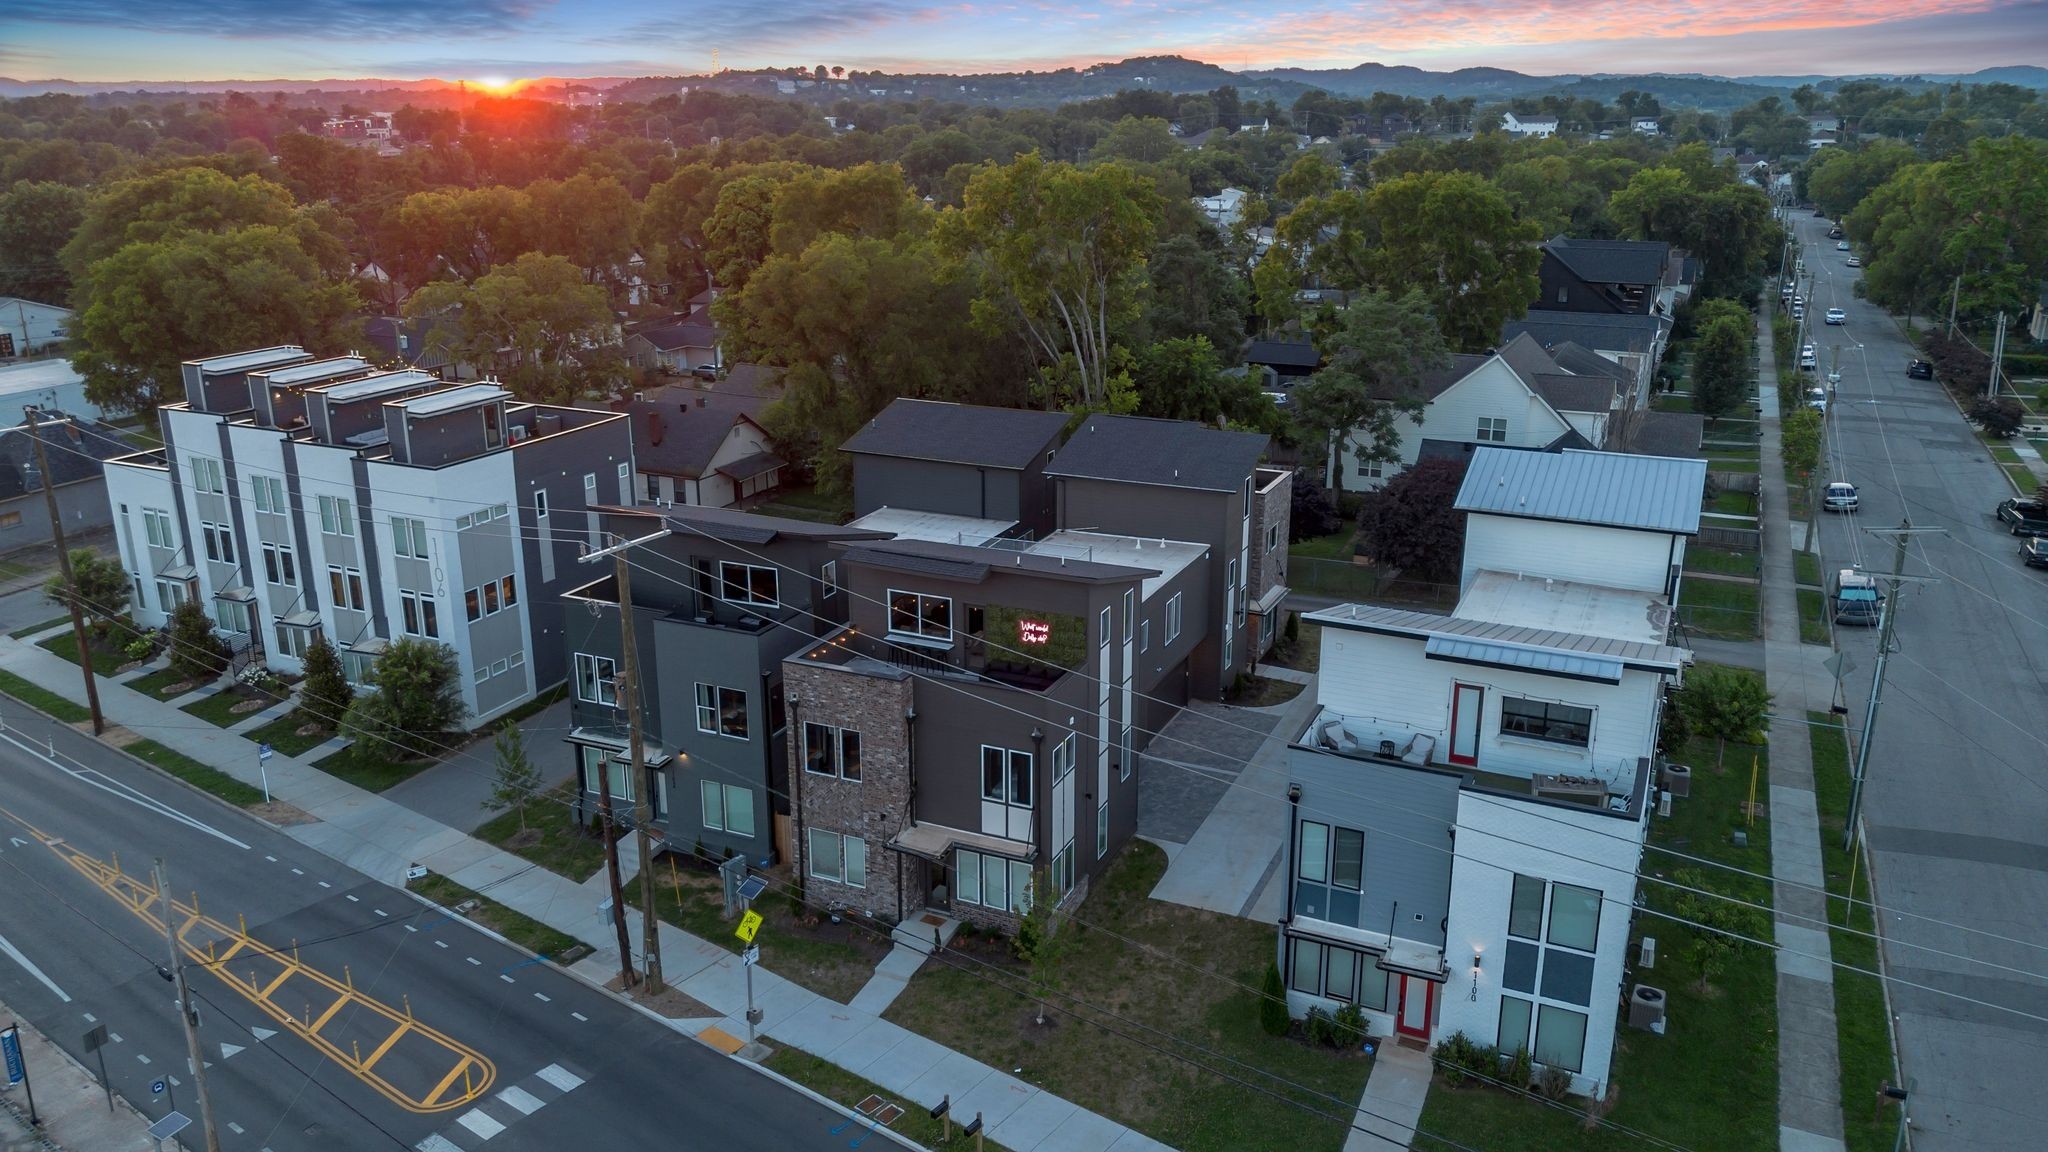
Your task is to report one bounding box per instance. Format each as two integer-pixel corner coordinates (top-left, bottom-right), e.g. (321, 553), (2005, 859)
(736, 910), (763, 943)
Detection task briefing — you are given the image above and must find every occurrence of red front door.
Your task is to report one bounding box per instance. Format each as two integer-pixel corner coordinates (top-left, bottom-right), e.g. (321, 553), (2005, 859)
(1395, 975), (1435, 1039)
(1448, 684), (1483, 767)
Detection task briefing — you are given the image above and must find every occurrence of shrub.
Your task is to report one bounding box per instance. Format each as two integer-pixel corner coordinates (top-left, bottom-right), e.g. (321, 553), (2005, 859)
(1358, 457), (1469, 582)
(1305, 1006), (1338, 1047)
(1432, 1031), (1498, 1087)
(1504, 1045), (1534, 1090)
(165, 600), (228, 683)
(1284, 611), (1300, 643)
(1259, 963), (1290, 1037)
(1332, 1002), (1366, 1049)
(1970, 396), (2025, 438)
(123, 633), (157, 663)
(1289, 471), (1344, 540)
(297, 637), (351, 730)
(1535, 1065), (1574, 1100)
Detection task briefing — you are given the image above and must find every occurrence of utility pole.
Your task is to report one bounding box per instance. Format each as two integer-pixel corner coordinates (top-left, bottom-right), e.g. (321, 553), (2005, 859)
(152, 860), (221, 1152)
(614, 544), (663, 993)
(26, 407), (104, 734)
(1947, 275), (1962, 339)
(1843, 524), (1945, 849)
(594, 751), (637, 990)
(1987, 312), (2008, 402)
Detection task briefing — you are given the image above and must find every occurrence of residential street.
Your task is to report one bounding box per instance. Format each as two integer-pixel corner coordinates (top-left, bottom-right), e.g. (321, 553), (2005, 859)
(1800, 211), (2048, 1152)
(0, 691), (872, 1152)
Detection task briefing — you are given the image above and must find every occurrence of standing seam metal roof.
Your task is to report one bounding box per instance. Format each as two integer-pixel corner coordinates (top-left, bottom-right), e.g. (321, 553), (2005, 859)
(1453, 446), (1706, 535)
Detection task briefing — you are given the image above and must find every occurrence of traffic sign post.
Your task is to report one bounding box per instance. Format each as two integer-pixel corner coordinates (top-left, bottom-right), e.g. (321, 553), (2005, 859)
(84, 1024), (112, 1112)
(735, 892), (766, 1043)
(257, 743), (273, 804)
(3, 1022), (39, 1127)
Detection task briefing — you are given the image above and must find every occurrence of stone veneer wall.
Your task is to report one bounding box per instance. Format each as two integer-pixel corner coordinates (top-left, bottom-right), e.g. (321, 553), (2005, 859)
(1248, 468), (1293, 603)
(784, 658), (914, 924)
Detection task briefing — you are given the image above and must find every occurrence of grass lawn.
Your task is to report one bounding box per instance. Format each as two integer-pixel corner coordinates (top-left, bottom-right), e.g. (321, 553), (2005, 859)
(1706, 457), (1760, 474)
(1289, 556), (1381, 600)
(125, 665), (206, 698)
(764, 1049), (1017, 1152)
(180, 686), (278, 728)
(241, 712), (334, 758)
(37, 629), (83, 665)
(474, 781), (609, 882)
(8, 614), (70, 639)
(1224, 674), (1305, 708)
(1683, 547), (1759, 578)
(126, 738), (266, 807)
(2002, 463), (2035, 493)
(648, 855), (889, 1005)
(0, 667), (92, 722)
(1707, 489), (1759, 516)
(1266, 617), (1322, 674)
(1797, 589), (1832, 645)
(1808, 713), (1901, 1152)
(1988, 442), (2023, 465)
(408, 872), (582, 959)
(885, 843), (1374, 1152)
(1652, 394), (1694, 413)
(1678, 578), (1759, 641)
(1794, 551), (1824, 588)
(754, 484), (850, 524)
(1289, 529), (1358, 561)
(1422, 723), (1778, 1152)
(312, 745), (433, 792)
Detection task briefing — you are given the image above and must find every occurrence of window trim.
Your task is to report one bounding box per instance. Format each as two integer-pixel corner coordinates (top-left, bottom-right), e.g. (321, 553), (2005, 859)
(718, 561), (779, 609)
(702, 780), (755, 837)
(1499, 696), (1594, 748)
(806, 828), (864, 887)
(803, 721), (862, 781)
(575, 652), (619, 707)
(886, 589), (954, 643)
(1165, 592), (1182, 645)
(694, 683), (749, 740)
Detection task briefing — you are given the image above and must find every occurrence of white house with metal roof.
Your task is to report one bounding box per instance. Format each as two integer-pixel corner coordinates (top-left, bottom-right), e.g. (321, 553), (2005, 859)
(1278, 446), (1701, 1097)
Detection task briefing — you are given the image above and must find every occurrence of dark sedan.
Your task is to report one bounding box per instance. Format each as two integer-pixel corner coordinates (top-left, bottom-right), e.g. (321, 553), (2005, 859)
(1907, 360), (1934, 379)
(2024, 537), (2048, 568)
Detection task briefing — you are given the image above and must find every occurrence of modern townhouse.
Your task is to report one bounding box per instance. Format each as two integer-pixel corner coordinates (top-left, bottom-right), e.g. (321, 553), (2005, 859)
(1278, 446), (1703, 1098)
(559, 504), (887, 865)
(840, 399), (1070, 536)
(102, 345), (631, 727)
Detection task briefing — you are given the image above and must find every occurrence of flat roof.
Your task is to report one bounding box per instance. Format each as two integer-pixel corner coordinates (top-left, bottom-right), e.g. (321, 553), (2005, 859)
(321, 370), (440, 402)
(396, 383), (509, 416)
(263, 357), (370, 386)
(0, 359), (83, 396)
(1306, 602), (1690, 674)
(848, 506), (1018, 548)
(186, 347), (308, 374)
(1455, 569), (1672, 647)
(1030, 530), (1208, 600)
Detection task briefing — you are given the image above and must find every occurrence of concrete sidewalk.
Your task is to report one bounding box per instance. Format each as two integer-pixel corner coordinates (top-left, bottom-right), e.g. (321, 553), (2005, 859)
(0, 995), (154, 1152)
(0, 638), (1173, 1152)
(1756, 312), (1850, 1152)
(1342, 1042), (1429, 1151)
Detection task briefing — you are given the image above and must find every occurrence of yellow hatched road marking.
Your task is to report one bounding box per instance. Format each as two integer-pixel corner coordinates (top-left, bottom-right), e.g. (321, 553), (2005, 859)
(0, 803), (496, 1114)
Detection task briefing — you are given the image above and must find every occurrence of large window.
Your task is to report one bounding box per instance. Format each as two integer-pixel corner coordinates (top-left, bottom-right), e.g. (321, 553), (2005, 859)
(887, 590), (953, 642)
(400, 590), (440, 638)
(317, 495), (353, 536)
(803, 722), (862, 781)
(252, 475), (286, 513)
(695, 683), (748, 739)
(200, 521), (235, 564)
(806, 828), (865, 887)
(392, 516), (429, 559)
(1165, 593), (1182, 644)
(719, 562), (779, 609)
(955, 850), (1032, 914)
(261, 542), (296, 587)
(327, 566), (364, 611)
(1295, 820), (1363, 892)
(190, 456), (224, 493)
(143, 508), (174, 549)
(1477, 416), (1508, 442)
(575, 653), (618, 706)
(1498, 874), (1602, 1075)
(578, 746), (632, 802)
(702, 781), (755, 837)
(465, 574), (517, 621)
(1500, 698), (1593, 747)
(980, 745), (1032, 808)
(1287, 937), (1390, 1010)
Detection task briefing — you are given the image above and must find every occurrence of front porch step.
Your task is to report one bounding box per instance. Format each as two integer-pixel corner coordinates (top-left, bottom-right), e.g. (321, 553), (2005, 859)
(891, 909), (961, 955)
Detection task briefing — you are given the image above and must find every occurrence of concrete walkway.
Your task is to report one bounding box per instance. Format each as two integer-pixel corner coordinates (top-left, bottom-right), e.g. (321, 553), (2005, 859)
(1342, 1042), (1430, 1152)
(381, 696), (576, 833)
(0, 994), (155, 1152)
(1756, 313), (1850, 1152)
(0, 637), (1172, 1152)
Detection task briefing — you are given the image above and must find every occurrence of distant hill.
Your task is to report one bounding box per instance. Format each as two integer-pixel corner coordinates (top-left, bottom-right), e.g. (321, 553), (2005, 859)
(1733, 66), (2048, 90)
(1248, 63), (1563, 101)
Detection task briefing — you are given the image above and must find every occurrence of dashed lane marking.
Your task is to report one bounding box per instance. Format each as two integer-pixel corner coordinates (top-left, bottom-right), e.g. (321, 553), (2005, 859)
(375, 909), (388, 918)
(228, 1122), (244, 1135)
(290, 868), (303, 875)
(264, 856), (276, 862)
(571, 1012), (586, 1022)
(416, 1137), (463, 1152)
(346, 894), (359, 902)
(532, 993), (549, 1003)
(318, 881), (331, 888)
(498, 974), (514, 984)
(456, 1109), (505, 1140)
(496, 1085), (544, 1115)
(434, 941), (448, 949)
(466, 957), (480, 966)
(136, 1054), (149, 1064)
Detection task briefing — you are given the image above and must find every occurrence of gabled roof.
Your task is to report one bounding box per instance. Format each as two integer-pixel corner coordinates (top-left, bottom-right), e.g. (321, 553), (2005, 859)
(1244, 339), (1320, 370)
(1503, 311), (1665, 357)
(0, 413), (136, 500)
(1546, 342), (1634, 385)
(1044, 414), (1268, 493)
(1544, 236), (1671, 287)
(626, 393), (769, 479)
(840, 398), (1069, 470)
(1608, 409), (1705, 459)
(1528, 373), (1616, 415)
(1495, 332), (1563, 390)
(631, 318), (718, 352)
(1369, 353), (1488, 402)
(1455, 446), (1705, 535)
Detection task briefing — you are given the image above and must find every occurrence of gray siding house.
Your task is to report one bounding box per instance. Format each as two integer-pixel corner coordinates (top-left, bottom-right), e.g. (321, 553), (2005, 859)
(840, 399), (1069, 537)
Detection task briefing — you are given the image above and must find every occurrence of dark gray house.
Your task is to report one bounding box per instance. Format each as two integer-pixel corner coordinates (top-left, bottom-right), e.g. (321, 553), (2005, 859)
(561, 504), (889, 866)
(1533, 237), (1673, 316)
(840, 399), (1070, 536)
(0, 412), (134, 550)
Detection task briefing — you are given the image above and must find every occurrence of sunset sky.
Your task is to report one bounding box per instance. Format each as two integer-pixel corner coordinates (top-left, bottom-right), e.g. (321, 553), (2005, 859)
(2, 0), (2044, 82)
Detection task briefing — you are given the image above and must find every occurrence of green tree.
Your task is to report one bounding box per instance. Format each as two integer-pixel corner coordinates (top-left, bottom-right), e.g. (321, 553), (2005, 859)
(1130, 336), (1277, 429)
(406, 252), (622, 403)
(297, 636), (352, 731)
(344, 637), (466, 761)
(1260, 962), (1290, 1036)
(940, 153), (1165, 409)
(60, 166), (332, 285)
(1690, 314), (1751, 420)
(1091, 116), (1179, 165)
(44, 549), (128, 623)
(0, 180), (88, 303)
(1012, 870), (1076, 1026)
(1358, 458), (1469, 582)
(528, 173), (639, 287)
(71, 226), (360, 414)
(1140, 233), (1247, 354)
(486, 725), (543, 832)
(1781, 407), (1823, 479)
(1676, 664), (1772, 769)
(165, 600), (228, 684)
(391, 185), (536, 283)
(1291, 289), (1450, 485)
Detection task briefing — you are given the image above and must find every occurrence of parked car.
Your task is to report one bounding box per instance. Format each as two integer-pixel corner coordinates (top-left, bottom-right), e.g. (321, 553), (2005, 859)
(1825, 308), (1847, 325)
(1801, 352), (1818, 370)
(1792, 305), (1805, 321)
(691, 364), (719, 380)
(1906, 360), (1934, 379)
(1807, 388), (1829, 414)
(1837, 240), (1851, 251)
(1829, 226), (1844, 239)
(1832, 568), (1884, 626)
(2023, 537), (2048, 568)
(1793, 294), (1805, 306)
(1823, 481), (1859, 511)
(1846, 256), (1862, 268)
(1997, 498), (2048, 537)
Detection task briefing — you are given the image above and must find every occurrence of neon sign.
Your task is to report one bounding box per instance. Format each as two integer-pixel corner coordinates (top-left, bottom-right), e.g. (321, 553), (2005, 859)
(1018, 619), (1052, 645)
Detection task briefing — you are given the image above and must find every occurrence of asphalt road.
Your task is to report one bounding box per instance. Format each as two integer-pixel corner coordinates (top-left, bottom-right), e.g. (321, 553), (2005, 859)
(0, 693), (874, 1152)
(1799, 212), (2048, 1152)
